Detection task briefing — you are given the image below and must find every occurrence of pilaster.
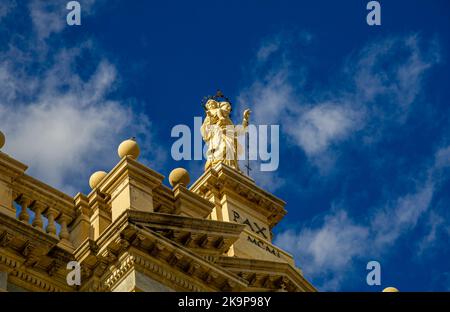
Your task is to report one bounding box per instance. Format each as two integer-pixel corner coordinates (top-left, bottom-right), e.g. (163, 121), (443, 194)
(0, 152), (27, 218)
(70, 193), (91, 248)
(94, 157), (164, 222)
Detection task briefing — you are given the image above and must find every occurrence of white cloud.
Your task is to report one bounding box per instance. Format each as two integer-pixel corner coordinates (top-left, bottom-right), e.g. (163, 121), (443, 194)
(352, 35), (440, 123)
(434, 146), (450, 170)
(274, 142), (450, 290)
(371, 184), (434, 249)
(289, 103), (362, 156)
(0, 3), (161, 195)
(417, 212), (446, 255)
(238, 35), (444, 272)
(29, 0), (66, 40)
(411, 146), (450, 255)
(0, 50), (159, 195)
(237, 69), (294, 125)
(255, 31), (313, 63)
(238, 34), (440, 172)
(275, 182), (434, 291)
(256, 39), (281, 63)
(29, 0), (97, 40)
(276, 210), (369, 290)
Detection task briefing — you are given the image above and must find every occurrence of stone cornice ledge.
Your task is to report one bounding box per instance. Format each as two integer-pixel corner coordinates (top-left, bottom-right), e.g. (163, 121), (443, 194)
(190, 163), (287, 228)
(92, 156), (164, 197)
(0, 152), (28, 181)
(132, 250), (207, 291)
(130, 225), (249, 289)
(128, 210), (246, 237)
(0, 253), (72, 292)
(216, 256), (317, 292)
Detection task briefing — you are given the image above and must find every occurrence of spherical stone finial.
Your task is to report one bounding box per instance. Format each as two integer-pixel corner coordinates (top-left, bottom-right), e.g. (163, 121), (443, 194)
(169, 168), (190, 188)
(0, 131), (5, 149)
(382, 287), (399, 292)
(118, 137), (140, 159)
(89, 171), (108, 189)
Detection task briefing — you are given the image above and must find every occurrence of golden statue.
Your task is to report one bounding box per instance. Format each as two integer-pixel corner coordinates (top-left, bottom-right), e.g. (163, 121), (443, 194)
(201, 92), (250, 172)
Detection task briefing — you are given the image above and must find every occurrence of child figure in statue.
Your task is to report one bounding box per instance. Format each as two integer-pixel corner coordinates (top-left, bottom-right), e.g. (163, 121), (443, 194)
(201, 97), (251, 172)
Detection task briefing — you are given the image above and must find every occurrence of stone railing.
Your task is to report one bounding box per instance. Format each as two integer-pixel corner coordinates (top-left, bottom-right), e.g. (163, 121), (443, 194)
(11, 174), (77, 249)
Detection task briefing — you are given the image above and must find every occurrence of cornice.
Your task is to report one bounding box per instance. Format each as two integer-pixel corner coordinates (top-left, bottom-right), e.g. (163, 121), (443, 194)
(127, 226), (248, 289)
(103, 252), (135, 290)
(0, 214), (59, 247)
(128, 210), (245, 237)
(0, 252), (72, 292)
(216, 256), (317, 292)
(132, 251), (206, 291)
(190, 163), (287, 228)
(77, 210), (249, 291)
(91, 156), (164, 198)
(0, 152), (28, 181)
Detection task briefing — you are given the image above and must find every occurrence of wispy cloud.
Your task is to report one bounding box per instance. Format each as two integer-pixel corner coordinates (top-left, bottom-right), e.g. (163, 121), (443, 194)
(240, 31), (446, 290)
(352, 35), (440, 112)
(28, 0), (98, 40)
(370, 183), (434, 250)
(275, 143), (450, 290)
(417, 212), (446, 255)
(290, 102), (361, 156)
(276, 209), (369, 290)
(0, 1), (161, 195)
(275, 182), (435, 291)
(239, 34), (440, 171)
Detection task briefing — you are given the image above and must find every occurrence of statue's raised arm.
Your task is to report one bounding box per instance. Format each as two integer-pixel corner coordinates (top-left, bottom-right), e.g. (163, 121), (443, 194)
(243, 109), (251, 127)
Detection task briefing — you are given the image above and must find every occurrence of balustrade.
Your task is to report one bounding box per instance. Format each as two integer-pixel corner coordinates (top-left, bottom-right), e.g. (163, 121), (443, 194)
(9, 175), (77, 248)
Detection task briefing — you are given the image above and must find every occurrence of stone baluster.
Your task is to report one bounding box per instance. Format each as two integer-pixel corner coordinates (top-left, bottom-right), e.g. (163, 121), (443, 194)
(18, 196), (31, 223)
(58, 214), (70, 241)
(45, 208), (58, 236)
(32, 201), (45, 230)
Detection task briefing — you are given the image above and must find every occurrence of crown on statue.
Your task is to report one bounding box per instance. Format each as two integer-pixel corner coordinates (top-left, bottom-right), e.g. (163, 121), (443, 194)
(202, 89), (231, 109)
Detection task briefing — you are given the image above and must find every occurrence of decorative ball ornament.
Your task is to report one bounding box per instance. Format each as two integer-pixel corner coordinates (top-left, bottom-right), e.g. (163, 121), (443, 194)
(169, 168), (190, 187)
(0, 131), (5, 149)
(382, 287), (399, 292)
(118, 138), (140, 159)
(89, 171), (108, 189)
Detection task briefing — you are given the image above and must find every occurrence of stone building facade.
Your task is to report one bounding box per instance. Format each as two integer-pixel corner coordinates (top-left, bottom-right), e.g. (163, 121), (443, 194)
(0, 133), (315, 292)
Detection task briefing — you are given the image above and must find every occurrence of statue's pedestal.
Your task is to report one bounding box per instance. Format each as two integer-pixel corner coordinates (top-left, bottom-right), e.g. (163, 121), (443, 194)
(190, 163), (293, 264)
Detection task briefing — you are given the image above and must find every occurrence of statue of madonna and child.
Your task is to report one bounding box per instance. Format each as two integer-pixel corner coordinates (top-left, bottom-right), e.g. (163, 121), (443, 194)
(200, 91), (251, 173)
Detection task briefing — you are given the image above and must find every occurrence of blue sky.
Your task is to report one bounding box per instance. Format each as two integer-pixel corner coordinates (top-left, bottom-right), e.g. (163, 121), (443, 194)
(0, 0), (449, 291)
